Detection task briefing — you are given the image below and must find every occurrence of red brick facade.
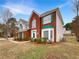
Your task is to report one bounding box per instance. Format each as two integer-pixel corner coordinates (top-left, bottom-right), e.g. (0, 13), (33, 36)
(15, 8), (64, 42)
(17, 8), (63, 42)
(41, 12), (56, 42)
(29, 11), (57, 42)
(29, 11), (41, 38)
(23, 29), (31, 38)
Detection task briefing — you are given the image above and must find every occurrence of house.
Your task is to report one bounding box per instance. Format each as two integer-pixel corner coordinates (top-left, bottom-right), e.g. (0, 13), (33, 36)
(16, 19), (30, 40)
(29, 8), (64, 42)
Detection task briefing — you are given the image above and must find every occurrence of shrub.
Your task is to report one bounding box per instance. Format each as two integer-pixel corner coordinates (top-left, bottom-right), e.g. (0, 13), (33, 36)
(34, 38), (48, 43)
(41, 38), (48, 43)
(60, 38), (66, 42)
(31, 38), (36, 42)
(36, 38), (42, 43)
(47, 40), (52, 44)
(14, 38), (21, 41)
(23, 37), (31, 41)
(14, 37), (31, 41)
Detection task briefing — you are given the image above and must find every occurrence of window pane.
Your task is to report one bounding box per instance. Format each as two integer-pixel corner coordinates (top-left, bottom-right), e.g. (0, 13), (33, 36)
(33, 32), (35, 38)
(32, 20), (36, 28)
(43, 31), (48, 39)
(43, 15), (51, 24)
(50, 30), (52, 39)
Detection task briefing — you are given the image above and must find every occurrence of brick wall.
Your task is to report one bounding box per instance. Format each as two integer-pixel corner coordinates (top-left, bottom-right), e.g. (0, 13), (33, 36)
(24, 29), (31, 39)
(29, 12), (41, 38)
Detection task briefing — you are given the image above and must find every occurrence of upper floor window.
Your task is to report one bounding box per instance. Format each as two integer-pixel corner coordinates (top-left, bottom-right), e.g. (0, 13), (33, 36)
(20, 24), (23, 29)
(32, 19), (36, 28)
(42, 15), (52, 24)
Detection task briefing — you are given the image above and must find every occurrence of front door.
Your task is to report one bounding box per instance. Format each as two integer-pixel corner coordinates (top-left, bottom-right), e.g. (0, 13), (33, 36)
(31, 30), (36, 39)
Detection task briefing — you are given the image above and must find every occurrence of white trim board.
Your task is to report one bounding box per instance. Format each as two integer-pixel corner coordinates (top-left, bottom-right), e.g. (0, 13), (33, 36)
(42, 28), (54, 42)
(31, 30), (37, 39)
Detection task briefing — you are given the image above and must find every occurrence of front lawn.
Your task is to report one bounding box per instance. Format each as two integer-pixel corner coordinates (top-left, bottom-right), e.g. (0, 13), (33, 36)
(0, 37), (79, 59)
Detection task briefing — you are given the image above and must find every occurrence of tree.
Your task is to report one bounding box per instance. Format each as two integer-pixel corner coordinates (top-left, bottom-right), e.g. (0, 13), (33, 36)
(0, 24), (6, 37)
(71, 16), (79, 41)
(64, 23), (72, 30)
(1, 8), (13, 40)
(72, 0), (79, 16)
(7, 18), (18, 37)
(72, 0), (79, 41)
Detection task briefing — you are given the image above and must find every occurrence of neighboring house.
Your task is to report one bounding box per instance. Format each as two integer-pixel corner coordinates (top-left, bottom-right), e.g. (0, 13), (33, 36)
(16, 19), (30, 40)
(29, 8), (64, 42)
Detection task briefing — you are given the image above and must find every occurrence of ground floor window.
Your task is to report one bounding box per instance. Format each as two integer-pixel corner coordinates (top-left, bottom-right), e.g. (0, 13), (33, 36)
(33, 32), (35, 38)
(50, 30), (52, 39)
(42, 28), (54, 41)
(31, 30), (36, 39)
(43, 31), (48, 39)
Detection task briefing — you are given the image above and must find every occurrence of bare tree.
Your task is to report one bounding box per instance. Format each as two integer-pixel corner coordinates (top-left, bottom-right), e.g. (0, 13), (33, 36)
(72, 0), (79, 16)
(1, 8), (13, 40)
(7, 17), (17, 37)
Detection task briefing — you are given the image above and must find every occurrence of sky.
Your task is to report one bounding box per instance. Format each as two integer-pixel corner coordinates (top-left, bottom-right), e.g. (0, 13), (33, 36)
(0, 0), (76, 25)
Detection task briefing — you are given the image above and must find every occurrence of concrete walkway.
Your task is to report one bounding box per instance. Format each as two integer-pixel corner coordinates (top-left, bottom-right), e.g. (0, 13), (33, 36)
(0, 38), (30, 44)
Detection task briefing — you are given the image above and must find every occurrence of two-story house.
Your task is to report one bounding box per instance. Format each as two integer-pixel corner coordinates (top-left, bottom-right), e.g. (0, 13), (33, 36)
(29, 8), (64, 42)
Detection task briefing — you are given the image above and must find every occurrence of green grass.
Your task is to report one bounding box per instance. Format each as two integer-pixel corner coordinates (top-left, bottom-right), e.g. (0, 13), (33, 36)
(0, 36), (79, 59)
(23, 46), (50, 59)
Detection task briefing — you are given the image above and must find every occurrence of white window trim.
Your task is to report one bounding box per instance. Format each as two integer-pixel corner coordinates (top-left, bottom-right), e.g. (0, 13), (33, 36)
(43, 15), (52, 24)
(31, 30), (37, 39)
(32, 19), (36, 28)
(42, 28), (54, 42)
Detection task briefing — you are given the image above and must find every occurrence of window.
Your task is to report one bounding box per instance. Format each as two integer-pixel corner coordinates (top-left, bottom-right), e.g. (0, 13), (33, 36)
(33, 32), (35, 38)
(50, 30), (52, 39)
(42, 29), (53, 40)
(43, 31), (48, 39)
(32, 19), (36, 28)
(42, 15), (52, 24)
(32, 31), (36, 38)
(20, 24), (23, 29)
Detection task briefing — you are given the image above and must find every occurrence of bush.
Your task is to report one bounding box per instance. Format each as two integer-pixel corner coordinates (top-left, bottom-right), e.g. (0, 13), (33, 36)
(14, 38), (21, 41)
(41, 38), (48, 43)
(36, 38), (42, 43)
(23, 37), (31, 41)
(31, 38), (48, 43)
(31, 38), (36, 42)
(47, 40), (52, 44)
(60, 38), (66, 42)
(14, 37), (31, 41)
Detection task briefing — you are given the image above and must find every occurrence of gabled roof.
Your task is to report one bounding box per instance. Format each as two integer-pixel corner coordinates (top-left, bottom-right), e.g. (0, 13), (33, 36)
(32, 10), (40, 16)
(29, 8), (64, 24)
(40, 8), (59, 17)
(40, 8), (64, 24)
(18, 19), (29, 25)
(29, 10), (40, 23)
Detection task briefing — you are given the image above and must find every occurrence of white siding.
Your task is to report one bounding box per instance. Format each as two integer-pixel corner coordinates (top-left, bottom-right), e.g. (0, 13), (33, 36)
(56, 11), (64, 42)
(17, 20), (29, 32)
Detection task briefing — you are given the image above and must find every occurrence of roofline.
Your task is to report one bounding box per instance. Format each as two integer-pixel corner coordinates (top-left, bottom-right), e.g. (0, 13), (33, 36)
(57, 9), (64, 25)
(29, 8), (64, 24)
(40, 8), (64, 24)
(32, 10), (40, 17)
(40, 8), (59, 17)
